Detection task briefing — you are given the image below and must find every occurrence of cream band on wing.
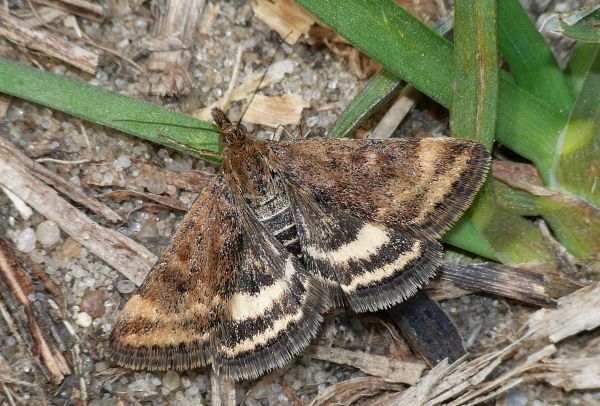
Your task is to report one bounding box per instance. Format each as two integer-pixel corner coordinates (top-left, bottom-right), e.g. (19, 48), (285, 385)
(305, 223), (389, 264)
(412, 139), (471, 224)
(119, 295), (208, 322)
(119, 327), (210, 347)
(220, 309), (304, 357)
(228, 257), (296, 320)
(341, 239), (422, 292)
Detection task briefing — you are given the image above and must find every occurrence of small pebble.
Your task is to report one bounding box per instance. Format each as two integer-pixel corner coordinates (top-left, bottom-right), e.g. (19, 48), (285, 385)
(147, 179), (167, 195)
(81, 290), (105, 318)
(506, 390), (528, 406)
(36, 220), (60, 246)
(117, 279), (136, 294)
(30, 249), (45, 264)
(128, 379), (148, 392)
(62, 238), (82, 258)
(17, 228), (37, 253)
(162, 371), (180, 391)
(75, 312), (93, 328)
(114, 155), (132, 169)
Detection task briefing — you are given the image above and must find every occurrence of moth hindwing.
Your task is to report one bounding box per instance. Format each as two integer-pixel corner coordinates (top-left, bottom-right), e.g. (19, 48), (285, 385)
(109, 107), (490, 380)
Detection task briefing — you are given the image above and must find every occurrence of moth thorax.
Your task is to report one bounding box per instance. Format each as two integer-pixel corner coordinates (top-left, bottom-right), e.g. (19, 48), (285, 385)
(219, 124), (247, 147)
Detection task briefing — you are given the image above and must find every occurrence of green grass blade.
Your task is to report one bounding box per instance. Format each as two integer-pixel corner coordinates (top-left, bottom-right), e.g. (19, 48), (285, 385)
(328, 70), (401, 138)
(295, 0), (454, 107)
(443, 0), (554, 266)
(497, 76), (565, 179)
(498, 0), (573, 114)
(328, 14), (454, 139)
(565, 42), (599, 98)
(450, 0), (498, 147)
(0, 58), (221, 161)
(552, 47), (600, 206)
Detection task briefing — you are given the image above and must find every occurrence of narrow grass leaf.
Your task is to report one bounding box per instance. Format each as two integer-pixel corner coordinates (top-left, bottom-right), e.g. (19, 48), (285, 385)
(0, 58), (221, 161)
(328, 14), (454, 139)
(552, 47), (600, 207)
(498, 0), (573, 114)
(328, 70), (402, 138)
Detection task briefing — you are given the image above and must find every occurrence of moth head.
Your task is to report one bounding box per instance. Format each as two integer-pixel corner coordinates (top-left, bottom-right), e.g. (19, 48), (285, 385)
(211, 107), (247, 147)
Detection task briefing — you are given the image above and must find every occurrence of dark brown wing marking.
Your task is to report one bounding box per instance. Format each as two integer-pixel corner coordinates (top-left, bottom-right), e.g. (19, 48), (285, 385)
(268, 138), (490, 237)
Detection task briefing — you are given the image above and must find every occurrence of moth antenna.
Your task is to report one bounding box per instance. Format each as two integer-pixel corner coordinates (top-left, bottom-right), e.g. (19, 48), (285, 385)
(236, 32), (293, 129)
(113, 118), (222, 135)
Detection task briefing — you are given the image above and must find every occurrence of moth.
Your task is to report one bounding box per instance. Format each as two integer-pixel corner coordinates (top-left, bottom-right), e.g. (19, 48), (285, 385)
(109, 107), (490, 380)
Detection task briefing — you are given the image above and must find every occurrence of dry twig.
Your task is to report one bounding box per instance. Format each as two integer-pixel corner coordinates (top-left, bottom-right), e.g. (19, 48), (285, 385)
(305, 345), (425, 384)
(0, 238), (71, 385)
(31, 0), (104, 21)
(145, 0), (205, 96)
(0, 11), (99, 74)
(0, 137), (156, 285)
(309, 376), (403, 406)
(210, 372), (236, 406)
(98, 190), (189, 211)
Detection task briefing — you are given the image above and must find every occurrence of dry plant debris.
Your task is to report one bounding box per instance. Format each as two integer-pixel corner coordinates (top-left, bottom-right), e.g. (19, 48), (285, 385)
(0, 237), (71, 385)
(31, 0), (105, 22)
(0, 11), (99, 74)
(192, 59), (296, 121)
(0, 137), (156, 285)
(252, 0), (316, 44)
(144, 0), (206, 96)
(305, 345), (425, 384)
(243, 94), (310, 127)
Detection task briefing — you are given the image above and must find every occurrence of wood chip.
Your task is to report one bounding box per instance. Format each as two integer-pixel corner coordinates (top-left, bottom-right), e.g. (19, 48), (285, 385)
(252, 0), (316, 44)
(527, 282), (600, 343)
(145, 0), (205, 96)
(210, 372), (236, 406)
(0, 138), (156, 285)
(14, 150), (123, 223)
(243, 94), (309, 127)
(0, 238), (71, 385)
(98, 190), (189, 211)
(192, 59), (295, 120)
(368, 86), (421, 139)
(309, 376), (403, 406)
(32, 0), (105, 22)
(543, 355), (600, 390)
(0, 12), (99, 74)
(305, 345), (425, 384)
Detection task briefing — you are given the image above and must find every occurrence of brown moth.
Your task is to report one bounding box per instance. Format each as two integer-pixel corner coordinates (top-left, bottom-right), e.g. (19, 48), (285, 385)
(109, 107), (490, 380)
